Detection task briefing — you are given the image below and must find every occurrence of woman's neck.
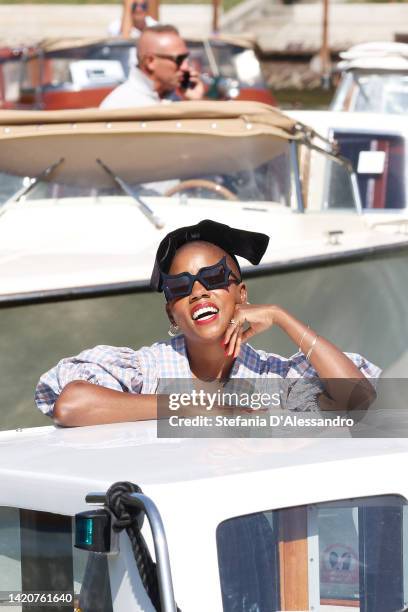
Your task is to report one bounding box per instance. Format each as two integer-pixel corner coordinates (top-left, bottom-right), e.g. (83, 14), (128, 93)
(186, 340), (235, 381)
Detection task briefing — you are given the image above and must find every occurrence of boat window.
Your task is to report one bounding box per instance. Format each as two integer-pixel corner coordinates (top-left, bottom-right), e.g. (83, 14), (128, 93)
(1, 60), (23, 104)
(324, 157), (357, 210)
(331, 132), (406, 209)
(0, 506), (112, 612)
(351, 74), (408, 114)
(186, 41), (262, 85)
(217, 494), (408, 612)
(330, 72), (355, 112)
(0, 171), (25, 204)
(0, 145), (292, 207)
(212, 44), (262, 86)
(300, 145), (358, 211)
(217, 511), (280, 611)
(18, 44), (131, 96)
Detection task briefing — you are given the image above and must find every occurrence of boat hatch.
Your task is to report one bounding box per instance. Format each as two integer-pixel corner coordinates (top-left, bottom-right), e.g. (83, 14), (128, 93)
(217, 494), (408, 612)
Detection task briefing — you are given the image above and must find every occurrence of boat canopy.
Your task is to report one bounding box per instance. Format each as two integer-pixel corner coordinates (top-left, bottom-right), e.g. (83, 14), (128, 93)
(0, 102), (304, 187)
(337, 41), (408, 72)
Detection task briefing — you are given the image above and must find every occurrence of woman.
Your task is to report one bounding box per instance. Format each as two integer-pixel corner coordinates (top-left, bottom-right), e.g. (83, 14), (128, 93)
(35, 220), (379, 426)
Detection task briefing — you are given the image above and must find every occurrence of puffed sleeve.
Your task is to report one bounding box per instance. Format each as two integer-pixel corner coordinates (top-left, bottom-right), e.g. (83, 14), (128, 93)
(35, 345), (143, 416)
(282, 351), (381, 412)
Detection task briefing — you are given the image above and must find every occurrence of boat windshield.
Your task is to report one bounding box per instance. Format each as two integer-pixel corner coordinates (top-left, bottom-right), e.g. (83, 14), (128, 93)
(332, 71), (408, 114)
(188, 41), (263, 87)
(217, 494), (407, 612)
(18, 40), (262, 95)
(328, 131), (406, 210)
(0, 142), (292, 207)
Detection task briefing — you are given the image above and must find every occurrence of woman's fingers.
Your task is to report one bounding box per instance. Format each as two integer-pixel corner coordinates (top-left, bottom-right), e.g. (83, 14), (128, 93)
(225, 321), (242, 357)
(241, 325), (257, 343)
(230, 326), (243, 358)
(223, 317), (241, 347)
(233, 331), (243, 359)
(229, 324), (241, 357)
(225, 324), (238, 356)
(223, 305), (276, 356)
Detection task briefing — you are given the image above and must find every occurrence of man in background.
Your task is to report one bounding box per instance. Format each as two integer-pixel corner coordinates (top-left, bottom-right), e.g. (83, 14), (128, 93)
(108, 0), (157, 38)
(100, 25), (204, 109)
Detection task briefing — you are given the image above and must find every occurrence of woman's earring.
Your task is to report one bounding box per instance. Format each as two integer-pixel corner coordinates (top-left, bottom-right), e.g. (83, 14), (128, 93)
(168, 323), (180, 337)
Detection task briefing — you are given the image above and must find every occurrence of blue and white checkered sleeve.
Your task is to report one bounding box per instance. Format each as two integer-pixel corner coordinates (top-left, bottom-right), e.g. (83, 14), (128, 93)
(287, 351), (381, 381)
(287, 352), (381, 384)
(34, 345), (143, 416)
(283, 351), (381, 412)
(343, 352), (382, 381)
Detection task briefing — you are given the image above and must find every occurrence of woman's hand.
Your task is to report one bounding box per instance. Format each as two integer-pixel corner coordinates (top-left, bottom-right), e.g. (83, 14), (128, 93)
(224, 303), (376, 411)
(222, 304), (376, 412)
(223, 304), (278, 358)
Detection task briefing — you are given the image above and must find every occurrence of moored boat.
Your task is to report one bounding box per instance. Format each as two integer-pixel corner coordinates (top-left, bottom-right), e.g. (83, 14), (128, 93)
(0, 36), (275, 111)
(1, 101), (407, 427)
(331, 42), (408, 114)
(289, 110), (408, 214)
(0, 422), (407, 611)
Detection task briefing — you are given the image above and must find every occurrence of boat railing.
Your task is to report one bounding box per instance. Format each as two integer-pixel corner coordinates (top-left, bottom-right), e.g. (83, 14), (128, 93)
(86, 490), (178, 612)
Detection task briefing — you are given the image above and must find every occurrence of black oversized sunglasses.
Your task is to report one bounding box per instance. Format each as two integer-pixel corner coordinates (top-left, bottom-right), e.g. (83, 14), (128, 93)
(131, 1), (148, 10)
(153, 52), (189, 68)
(161, 256), (241, 301)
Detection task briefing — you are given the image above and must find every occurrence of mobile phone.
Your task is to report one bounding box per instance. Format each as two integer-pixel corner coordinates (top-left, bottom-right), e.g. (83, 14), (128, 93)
(181, 71), (196, 90)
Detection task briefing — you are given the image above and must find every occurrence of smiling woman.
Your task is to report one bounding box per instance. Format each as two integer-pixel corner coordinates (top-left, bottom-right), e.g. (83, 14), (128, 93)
(35, 219), (380, 427)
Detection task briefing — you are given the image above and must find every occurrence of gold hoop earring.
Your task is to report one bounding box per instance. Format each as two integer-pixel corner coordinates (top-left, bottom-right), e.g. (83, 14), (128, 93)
(168, 323), (180, 337)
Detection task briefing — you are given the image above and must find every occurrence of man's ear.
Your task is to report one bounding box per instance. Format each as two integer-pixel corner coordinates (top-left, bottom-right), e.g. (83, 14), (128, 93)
(239, 283), (247, 304)
(141, 53), (155, 75)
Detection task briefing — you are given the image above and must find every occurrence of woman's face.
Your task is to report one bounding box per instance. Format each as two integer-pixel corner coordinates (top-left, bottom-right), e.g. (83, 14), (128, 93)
(165, 241), (247, 343)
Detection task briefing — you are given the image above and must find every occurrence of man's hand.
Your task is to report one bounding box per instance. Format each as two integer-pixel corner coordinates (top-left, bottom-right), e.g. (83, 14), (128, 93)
(181, 69), (205, 101)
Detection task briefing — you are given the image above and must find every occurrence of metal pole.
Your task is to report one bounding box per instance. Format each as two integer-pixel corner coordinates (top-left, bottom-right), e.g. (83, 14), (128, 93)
(124, 493), (177, 612)
(212, 0), (220, 33)
(290, 141), (305, 213)
(86, 490), (177, 612)
(320, 0), (330, 88)
(350, 171), (363, 214)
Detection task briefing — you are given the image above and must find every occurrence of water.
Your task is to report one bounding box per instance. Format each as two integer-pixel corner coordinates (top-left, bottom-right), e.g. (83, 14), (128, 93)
(275, 87), (335, 111)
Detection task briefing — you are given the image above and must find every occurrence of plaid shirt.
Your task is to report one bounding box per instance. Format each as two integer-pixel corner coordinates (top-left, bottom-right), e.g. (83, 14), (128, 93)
(35, 335), (380, 416)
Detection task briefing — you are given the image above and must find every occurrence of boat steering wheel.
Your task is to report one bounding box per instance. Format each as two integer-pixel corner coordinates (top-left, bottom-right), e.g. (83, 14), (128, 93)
(164, 179), (238, 201)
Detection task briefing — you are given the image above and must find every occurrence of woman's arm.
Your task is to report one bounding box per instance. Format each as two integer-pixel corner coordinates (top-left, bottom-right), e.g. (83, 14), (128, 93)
(120, 0), (133, 37)
(224, 304), (377, 411)
(54, 381), (157, 427)
(53, 380), (253, 427)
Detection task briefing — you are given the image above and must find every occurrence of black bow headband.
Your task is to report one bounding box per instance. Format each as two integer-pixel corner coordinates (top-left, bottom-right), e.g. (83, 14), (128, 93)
(150, 219), (270, 292)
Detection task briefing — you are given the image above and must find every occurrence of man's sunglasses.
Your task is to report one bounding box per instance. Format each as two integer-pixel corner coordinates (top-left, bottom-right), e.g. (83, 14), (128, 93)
(162, 256), (241, 301)
(153, 52), (189, 68)
(131, 2), (148, 10)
